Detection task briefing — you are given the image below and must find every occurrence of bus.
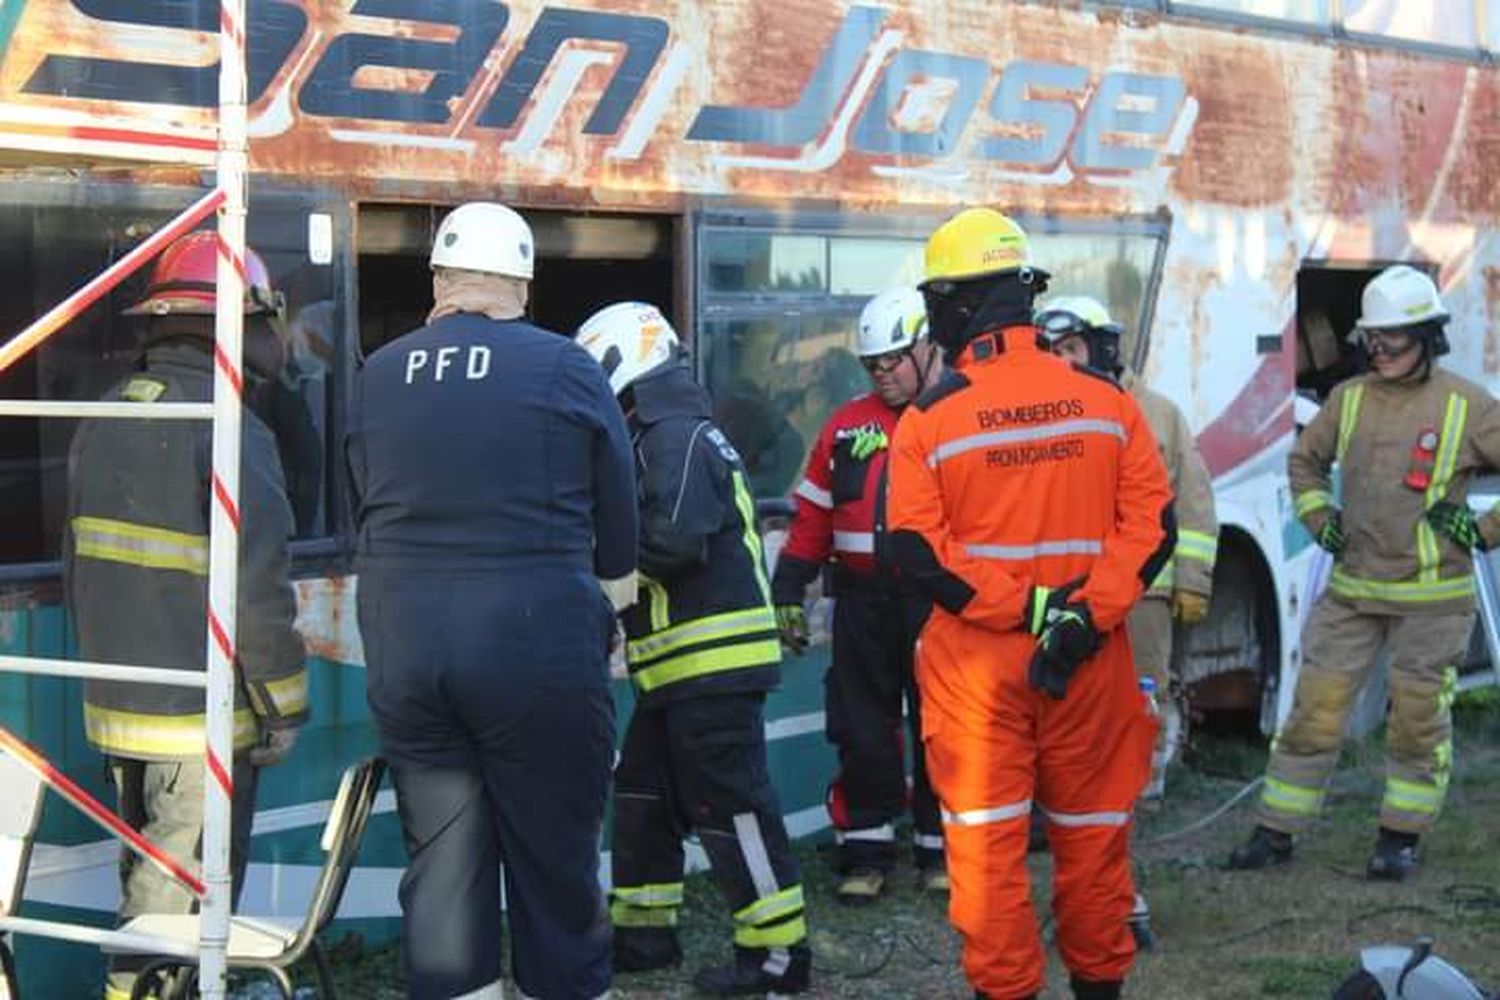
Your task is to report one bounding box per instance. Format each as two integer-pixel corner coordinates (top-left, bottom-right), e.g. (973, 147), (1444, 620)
(1, 0), (1497, 992)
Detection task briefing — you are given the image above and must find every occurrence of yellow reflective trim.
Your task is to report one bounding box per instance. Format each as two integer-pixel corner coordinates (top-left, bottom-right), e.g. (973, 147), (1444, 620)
(733, 914), (807, 949)
(1426, 395), (1468, 508)
(84, 703), (259, 757)
(1382, 777), (1443, 815)
(610, 900), (678, 928)
(1417, 520), (1442, 583)
(71, 516), (208, 576)
(121, 377), (166, 403)
(613, 882), (685, 908)
(732, 470), (772, 606)
(1176, 530), (1217, 564)
(641, 574), (670, 633)
(633, 639), (782, 693)
(263, 670), (309, 718)
(1336, 384), (1365, 464)
(626, 607), (778, 664)
(1329, 569), (1474, 603)
(1295, 490), (1334, 518)
(1262, 777), (1323, 817)
(733, 885), (805, 928)
(1148, 562), (1175, 594)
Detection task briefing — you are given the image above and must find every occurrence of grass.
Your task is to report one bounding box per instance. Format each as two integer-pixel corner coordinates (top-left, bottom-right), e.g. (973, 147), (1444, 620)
(326, 693), (1500, 998)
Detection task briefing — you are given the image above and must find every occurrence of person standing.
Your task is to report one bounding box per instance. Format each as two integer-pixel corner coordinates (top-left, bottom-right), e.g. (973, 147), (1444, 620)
(67, 231), (308, 1000)
(887, 208), (1174, 1000)
(770, 285), (948, 902)
(348, 203), (637, 1000)
(1036, 295), (1219, 798)
(1229, 265), (1500, 880)
(576, 302), (810, 996)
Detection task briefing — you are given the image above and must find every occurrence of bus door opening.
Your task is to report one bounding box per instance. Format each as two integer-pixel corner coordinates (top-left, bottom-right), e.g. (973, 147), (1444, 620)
(357, 205), (678, 356)
(1295, 263), (1410, 405)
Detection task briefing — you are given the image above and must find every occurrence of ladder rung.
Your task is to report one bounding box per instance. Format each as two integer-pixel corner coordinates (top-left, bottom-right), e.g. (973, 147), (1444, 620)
(0, 401), (214, 420)
(0, 655), (207, 689)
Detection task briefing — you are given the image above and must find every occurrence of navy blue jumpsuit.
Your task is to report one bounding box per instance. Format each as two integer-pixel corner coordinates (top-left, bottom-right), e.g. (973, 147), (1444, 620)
(348, 313), (636, 1000)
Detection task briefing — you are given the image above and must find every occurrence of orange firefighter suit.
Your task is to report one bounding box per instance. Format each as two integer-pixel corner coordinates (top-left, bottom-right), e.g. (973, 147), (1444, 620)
(886, 325), (1175, 998)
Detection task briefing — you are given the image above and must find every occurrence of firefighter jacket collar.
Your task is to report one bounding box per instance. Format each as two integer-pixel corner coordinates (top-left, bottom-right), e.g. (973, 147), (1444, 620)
(955, 326), (1042, 368)
(630, 362), (712, 427)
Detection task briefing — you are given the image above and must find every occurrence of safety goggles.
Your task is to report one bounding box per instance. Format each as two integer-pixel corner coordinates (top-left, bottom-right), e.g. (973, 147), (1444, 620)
(1360, 328), (1418, 358)
(1035, 311), (1085, 343)
(862, 349), (911, 374)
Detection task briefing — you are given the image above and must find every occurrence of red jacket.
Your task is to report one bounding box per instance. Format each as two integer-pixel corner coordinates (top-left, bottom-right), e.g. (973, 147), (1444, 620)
(771, 393), (900, 604)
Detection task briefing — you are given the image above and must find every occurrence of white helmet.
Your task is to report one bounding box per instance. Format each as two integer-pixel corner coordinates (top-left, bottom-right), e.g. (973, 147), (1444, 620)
(430, 202), (535, 280)
(577, 301), (681, 396)
(1357, 265), (1447, 330)
(857, 286), (928, 358)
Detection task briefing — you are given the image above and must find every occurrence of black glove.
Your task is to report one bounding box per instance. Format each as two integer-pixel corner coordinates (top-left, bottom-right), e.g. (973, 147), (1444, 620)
(1027, 601), (1102, 700)
(1426, 500), (1487, 552)
(1315, 513), (1345, 557)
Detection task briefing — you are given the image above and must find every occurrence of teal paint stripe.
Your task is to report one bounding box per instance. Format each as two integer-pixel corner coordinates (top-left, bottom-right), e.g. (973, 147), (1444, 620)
(0, 0), (28, 72)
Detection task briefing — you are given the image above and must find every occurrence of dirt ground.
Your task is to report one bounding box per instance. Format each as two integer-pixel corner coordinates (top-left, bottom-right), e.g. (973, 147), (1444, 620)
(328, 693), (1500, 999)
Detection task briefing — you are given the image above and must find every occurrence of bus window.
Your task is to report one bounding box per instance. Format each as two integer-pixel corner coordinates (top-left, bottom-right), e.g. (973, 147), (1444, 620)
(1171, 0), (1333, 26)
(1029, 233), (1161, 372)
(0, 181), (342, 566)
(1296, 265), (1380, 402)
(1343, 0), (1478, 48)
(829, 238), (925, 296)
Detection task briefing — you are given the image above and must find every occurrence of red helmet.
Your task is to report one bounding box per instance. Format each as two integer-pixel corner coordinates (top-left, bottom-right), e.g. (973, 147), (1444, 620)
(124, 231), (280, 317)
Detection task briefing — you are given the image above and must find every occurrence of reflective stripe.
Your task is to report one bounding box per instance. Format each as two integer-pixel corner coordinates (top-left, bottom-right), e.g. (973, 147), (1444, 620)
(1148, 562), (1175, 594)
(1419, 393), (1469, 582)
(1262, 776), (1324, 817)
(1041, 808), (1131, 828)
(613, 882), (684, 909)
(795, 479), (833, 510)
(732, 470), (772, 606)
(833, 530), (875, 554)
(942, 799), (1031, 826)
(627, 607), (778, 663)
(1294, 490), (1334, 518)
(733, 885), (805, 929)
(84, 703), (259, 757)
(964, 539), (1102, 560)
(641, 574), (670, 632)
(631, 638), (781, 692)
(1336, 384), (1365, 464)
(260, 670), (308, 718)
(1329, 569), (1474, 603)
(610, 901), (678, 927)
(1382, 777), (1443, 816)
(71, 516), (208, 576)
(913, 832), (944, 850)
(926, 419), (1126, 468)
(1176, 530), (1218, 565)
(733, 812), (781, 898)
(840, 823), (895, 843)
(734, 914), (807, 949)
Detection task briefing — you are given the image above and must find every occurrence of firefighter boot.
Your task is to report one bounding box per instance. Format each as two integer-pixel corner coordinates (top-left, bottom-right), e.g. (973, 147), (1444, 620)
(1366, 828), (1420, 882)
(693, 943), (811, 996)
(613, 927), (683, 973)
(918, 861), (950, 894)
(1227, 825), (1294, 870)
(1070, 976), (1123, 999)
(836, 868), (886, 905)
(1127, 892), (1155, 951)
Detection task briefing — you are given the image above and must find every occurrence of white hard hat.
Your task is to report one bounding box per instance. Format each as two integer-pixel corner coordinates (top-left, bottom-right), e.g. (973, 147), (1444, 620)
(856, 286), (928, 358)
(1034, 294), (1116, 341)
(1357, 265), (1447, 330)
(430, 202), (535, 280)
(577, 301), (681, 396)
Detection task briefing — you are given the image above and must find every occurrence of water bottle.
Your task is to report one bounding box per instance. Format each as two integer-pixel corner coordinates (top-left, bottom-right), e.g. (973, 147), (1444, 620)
(1139, 676), (1161, 717)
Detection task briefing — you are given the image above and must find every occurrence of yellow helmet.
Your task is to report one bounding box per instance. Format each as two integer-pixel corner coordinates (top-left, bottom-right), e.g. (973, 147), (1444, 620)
(922, 208), (1036, 286)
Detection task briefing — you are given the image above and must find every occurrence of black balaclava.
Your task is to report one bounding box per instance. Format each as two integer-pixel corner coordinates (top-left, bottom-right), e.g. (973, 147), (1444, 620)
(924, 270), (1048, 363)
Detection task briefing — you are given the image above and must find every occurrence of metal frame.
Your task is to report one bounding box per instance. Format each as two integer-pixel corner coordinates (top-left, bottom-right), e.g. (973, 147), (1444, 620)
(0, 0), (252, 994)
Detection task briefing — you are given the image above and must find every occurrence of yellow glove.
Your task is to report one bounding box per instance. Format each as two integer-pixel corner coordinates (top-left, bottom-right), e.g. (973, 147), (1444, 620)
(1173, 591), (1210, 625)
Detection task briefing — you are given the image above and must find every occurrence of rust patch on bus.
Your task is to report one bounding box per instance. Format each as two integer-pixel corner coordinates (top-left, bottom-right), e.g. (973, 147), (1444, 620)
(1484, 267), (1500, 376)
(1171, 42), (1292, 207)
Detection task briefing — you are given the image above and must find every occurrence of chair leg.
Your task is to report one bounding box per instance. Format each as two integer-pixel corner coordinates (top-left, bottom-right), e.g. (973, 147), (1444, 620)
(308, 939), (336, 999)
(1, 937), (18, 1000)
